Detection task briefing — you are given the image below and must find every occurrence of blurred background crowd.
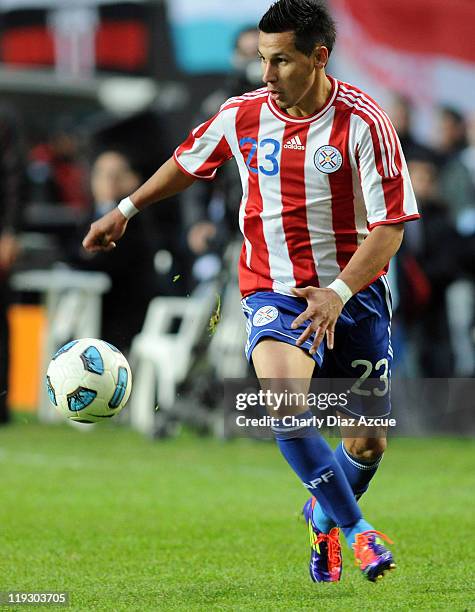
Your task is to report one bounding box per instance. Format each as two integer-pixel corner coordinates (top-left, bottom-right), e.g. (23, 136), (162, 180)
(0, 0), (474, 432)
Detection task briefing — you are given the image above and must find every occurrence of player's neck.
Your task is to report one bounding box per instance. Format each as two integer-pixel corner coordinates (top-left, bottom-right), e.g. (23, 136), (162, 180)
(287, 73), (332, 118)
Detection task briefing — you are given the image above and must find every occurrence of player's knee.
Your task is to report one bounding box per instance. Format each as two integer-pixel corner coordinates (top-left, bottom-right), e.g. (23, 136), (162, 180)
(345, 438), (387, 462)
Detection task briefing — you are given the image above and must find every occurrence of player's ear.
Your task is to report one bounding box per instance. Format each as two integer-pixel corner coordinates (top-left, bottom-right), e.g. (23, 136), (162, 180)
(314, 45), (329, 69)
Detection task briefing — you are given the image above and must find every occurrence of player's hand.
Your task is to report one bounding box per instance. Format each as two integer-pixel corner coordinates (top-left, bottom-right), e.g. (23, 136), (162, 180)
(82, 208), (128, 253)
(291, 286), (344, 353)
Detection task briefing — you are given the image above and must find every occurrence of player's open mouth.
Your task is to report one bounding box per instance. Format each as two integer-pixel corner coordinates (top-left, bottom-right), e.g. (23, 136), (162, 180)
(269, 90), (282, 101)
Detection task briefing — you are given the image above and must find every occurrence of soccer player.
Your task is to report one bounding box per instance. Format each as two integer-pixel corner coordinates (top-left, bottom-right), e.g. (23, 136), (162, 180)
(83, 0), (419, 583)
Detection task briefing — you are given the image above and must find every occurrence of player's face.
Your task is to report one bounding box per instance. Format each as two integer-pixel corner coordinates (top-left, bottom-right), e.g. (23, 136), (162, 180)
(258, 31), (324, 111)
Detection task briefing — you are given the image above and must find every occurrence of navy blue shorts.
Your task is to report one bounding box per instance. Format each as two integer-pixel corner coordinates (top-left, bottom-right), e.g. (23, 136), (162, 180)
(241, 278), (393, 417)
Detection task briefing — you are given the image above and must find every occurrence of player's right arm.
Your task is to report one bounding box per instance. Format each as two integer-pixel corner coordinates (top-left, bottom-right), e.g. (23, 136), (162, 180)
(83, 104), (234, 253)
(82, 157), (196, 253)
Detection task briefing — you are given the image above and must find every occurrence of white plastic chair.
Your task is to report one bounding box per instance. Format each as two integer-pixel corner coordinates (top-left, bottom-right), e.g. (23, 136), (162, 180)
(128, 281), (219, 434)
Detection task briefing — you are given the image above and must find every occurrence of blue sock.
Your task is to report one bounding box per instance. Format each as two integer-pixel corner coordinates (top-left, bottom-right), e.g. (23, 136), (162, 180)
(272, 411), (362, 529)
(341, 518), (374, 547)
(313, 442), (383, 539)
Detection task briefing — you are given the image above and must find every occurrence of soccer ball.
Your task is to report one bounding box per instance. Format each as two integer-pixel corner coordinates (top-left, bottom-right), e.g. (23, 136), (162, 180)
(46, 338), (132, 423)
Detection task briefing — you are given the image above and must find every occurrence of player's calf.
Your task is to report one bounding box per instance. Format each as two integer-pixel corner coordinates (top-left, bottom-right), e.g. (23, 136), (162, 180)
(343, 437), (387, 463)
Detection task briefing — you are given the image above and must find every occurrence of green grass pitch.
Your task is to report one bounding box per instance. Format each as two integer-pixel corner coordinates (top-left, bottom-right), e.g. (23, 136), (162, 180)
(0, 421), (474, 611)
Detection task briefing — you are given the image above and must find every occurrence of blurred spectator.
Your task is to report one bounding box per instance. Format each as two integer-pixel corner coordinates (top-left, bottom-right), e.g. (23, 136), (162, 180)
(27, 117), (88, 209)
(87, 110), (187, 284)
(460, 113), (475, 187)
(70, 110), (190, 351)
(455, 113), (475, 264)
(0, 106), (26, 424)
(389, 94), (434, 162)
(71, 147), (161, 353)
(398, 158), (460, 376)
(199, 26), (261, 119)
(182, 26), (260, 283)
(440, 111), (475, 376)
(438, 111), (475, 229)
(435, 106), (467, 164)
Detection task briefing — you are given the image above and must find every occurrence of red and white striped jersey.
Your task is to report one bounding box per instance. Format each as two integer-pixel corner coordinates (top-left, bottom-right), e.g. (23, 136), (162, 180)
(174, 76), (419, 297)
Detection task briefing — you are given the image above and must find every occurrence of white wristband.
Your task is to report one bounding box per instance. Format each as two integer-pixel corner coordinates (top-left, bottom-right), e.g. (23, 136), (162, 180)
(118, 196), (139, 220)
(327, 279), (353, 305)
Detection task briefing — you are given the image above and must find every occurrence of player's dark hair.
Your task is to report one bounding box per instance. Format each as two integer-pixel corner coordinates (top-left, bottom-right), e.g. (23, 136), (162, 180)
(258, 0), (336, 57)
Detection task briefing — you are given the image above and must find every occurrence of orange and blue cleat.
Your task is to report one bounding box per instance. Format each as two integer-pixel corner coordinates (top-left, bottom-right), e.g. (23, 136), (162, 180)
(302, 497), (342, 582)
(353, 530), (396, 581)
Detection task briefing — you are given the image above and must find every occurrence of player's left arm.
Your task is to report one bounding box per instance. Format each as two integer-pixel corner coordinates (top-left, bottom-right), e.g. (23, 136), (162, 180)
(292, 109), (419, 353)
(292, 224), (404, 352)
(338, 222), (404, 293)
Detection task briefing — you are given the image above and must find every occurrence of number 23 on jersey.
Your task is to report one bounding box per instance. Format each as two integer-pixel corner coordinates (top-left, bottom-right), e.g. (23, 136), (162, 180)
(239, 137), (280, 176)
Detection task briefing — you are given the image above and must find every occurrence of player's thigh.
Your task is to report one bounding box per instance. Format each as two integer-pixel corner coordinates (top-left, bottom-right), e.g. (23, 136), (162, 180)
(252, 338), (315, 415)
(252, 338), (315, 378)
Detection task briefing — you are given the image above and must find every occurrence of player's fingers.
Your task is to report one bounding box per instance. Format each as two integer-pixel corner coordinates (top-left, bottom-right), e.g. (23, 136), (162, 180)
(82, 235), (93, 250)
(96, 233), (114, 249)
(326, 322), (336, 350)
(295, 323), (314, 347)
(291, 287), (308, 298)
(291, 309), (312, 330)
(83, 232), (116, 252)
(310, 324), (327, 355)
(82, 231), (103, 251)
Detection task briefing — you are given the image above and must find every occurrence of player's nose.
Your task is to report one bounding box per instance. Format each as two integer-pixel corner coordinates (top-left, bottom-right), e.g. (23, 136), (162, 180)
(262, 63), (277, 84)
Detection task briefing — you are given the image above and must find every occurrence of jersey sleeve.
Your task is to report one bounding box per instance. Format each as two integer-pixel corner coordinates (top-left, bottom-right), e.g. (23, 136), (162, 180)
(174, 109), (233, 181)
(352, 111), (420, 229)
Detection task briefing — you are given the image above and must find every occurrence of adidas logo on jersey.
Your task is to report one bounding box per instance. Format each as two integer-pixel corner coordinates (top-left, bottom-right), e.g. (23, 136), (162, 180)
(284, 135), (305, 150)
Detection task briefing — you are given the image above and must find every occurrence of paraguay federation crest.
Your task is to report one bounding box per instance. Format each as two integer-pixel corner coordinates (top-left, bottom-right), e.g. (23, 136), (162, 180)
(252, 305), (279, 327)
(314, 145), (343, 174)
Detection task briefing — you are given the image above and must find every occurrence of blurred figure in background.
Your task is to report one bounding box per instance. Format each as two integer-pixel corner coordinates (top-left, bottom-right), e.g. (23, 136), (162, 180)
(459, 113), (475, 189)
(198, 26), (261, 119)
(182, 26), (260, 284)
(72, 147), (160, 353)
(389, 94), (434, 162)
(435, 106), (467, 164)
(0, 106), (25, 424)
(455, 112), (475, 236)
(391, 100), (475, 376)
(68, 110), (187, 353)
(27, 117), (88, 209)
(437, 107), (474, 224)
(88, 110), (188, 290)
(438, 110), (475, 376)
(399, 157), (459, 376)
